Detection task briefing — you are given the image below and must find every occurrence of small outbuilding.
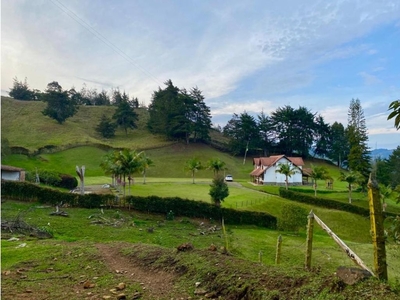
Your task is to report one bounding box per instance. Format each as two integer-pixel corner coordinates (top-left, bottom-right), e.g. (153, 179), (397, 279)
(1, 165), (26, 182)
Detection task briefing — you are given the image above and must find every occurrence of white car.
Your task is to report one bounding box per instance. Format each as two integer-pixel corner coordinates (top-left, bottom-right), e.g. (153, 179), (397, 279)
(225, 175), (233, 182)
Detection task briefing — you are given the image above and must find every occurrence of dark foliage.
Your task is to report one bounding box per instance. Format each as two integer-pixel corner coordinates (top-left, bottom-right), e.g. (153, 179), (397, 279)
(96, 114), (117, 138)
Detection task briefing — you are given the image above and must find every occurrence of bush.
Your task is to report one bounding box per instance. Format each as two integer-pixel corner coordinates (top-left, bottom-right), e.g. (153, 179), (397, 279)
(277, 204), (308, 232)
(59, 174), (78, 189)
(279, 188), (397, 218)
(39, 170), (61, 187)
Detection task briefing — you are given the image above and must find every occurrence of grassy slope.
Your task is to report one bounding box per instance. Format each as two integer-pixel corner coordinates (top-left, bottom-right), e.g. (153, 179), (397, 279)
(1, 96), (173, 151)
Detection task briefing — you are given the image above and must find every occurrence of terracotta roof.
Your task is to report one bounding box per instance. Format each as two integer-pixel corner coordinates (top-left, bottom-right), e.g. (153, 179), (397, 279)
(250, 168), (265, 176)
(1, 165), (24, 172)
(253, 155), (304, 167)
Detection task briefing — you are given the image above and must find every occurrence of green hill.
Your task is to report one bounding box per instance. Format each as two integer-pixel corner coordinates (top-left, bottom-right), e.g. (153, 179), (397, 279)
(1, 96), (174, 152)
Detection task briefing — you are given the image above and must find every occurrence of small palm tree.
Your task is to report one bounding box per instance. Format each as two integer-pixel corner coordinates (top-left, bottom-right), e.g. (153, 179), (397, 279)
(207, 158), (227, 176)
(116, 149), (142, 196)
(139, 153), (154, 184)
(338, 171), (362, 203)
(275, 163), (300, 190)
(185, 157), (203, 184)
(309, 165), (330, 197)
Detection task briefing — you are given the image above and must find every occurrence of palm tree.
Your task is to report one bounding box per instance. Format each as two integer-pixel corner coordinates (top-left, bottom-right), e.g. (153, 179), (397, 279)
(338, 171), (362, 203)
(116, 149), (142, 196)
(185, 157), (203, 184)
(139, 152), (154, 184)
(100, 151), (120, 187)
(275, 163), (299, 190)
(207, 158), (226, 176)
(309, 165), (331, 197)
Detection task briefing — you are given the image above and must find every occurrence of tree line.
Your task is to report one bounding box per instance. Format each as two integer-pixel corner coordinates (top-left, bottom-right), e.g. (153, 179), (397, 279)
(7, 77), (400, 187)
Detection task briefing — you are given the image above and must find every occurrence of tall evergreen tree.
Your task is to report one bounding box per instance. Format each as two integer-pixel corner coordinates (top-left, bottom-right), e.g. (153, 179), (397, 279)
(113, 98), (138, 135)
(9, 77), (36, 100)
(257, 111), (275, 156)
(327, 122), (349, 167)
(346, 99), (371, 183)
(189, 87), (212, 142)
(96, 114), (116, 138)
(223, 112), (259, 155)
(42, 81), (78, 124)
(271, 106), (315, 157)
(148, 80), (211, 142)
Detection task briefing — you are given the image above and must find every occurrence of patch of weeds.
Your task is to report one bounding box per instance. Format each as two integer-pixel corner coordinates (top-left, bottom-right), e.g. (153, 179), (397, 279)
(153, 234), (163, 245)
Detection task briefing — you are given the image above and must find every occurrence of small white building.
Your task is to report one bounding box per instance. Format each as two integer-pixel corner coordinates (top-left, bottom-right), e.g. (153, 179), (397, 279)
(1, 165), (26, 181)
(250, 155), (305, 186)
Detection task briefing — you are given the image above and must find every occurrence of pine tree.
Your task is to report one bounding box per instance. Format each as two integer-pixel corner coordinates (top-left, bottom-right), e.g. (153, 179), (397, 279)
(346, 99), (371, 184)
(96, 114), (116, 138)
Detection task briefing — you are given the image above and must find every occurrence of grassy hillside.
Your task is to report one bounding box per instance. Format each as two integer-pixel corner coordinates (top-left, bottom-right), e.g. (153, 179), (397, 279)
(1, 96), (174, 151)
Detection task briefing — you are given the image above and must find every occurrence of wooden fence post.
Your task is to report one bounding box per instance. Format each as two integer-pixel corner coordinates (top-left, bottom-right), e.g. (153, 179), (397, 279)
(368, 173), (388, 281)
(305, 210), (314, 270)
(275, 235), (282, 265)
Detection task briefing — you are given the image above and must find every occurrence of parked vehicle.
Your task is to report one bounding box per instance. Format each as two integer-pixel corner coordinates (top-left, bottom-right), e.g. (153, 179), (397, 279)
(225, 175), (233, 182)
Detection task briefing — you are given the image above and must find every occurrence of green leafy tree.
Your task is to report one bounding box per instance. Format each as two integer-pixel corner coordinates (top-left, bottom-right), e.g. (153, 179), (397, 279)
(209, 175), (229, 206)
(387, 100), (400, 129)
(379, 184), (392, 212)
(96, 114), (116, 138)
(375, 157), (391, 187)
(113, 98), (138, 135)
(223, 112), (259, 157)
(387, 146), (400, 188)
(275, 163), (300, 190)
(9, 77), (36, 100)
(148, 80), (211, 143)
(257, 111), (275, 156)
(313, 115), (331, 158)
(327, 122), (349, 167)
(309, 165), (331, 197)
(270, 106), (316, 157)
(346, 99), (371, 185)
(42, 81), (78, 124)
(185, 157), (203, 184)
(207, 158), (227, 176)
(338, 171), (362, 203)
(188, 87), (212, 142)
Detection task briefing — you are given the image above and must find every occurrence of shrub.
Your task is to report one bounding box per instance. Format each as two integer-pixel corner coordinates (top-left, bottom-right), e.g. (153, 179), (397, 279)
(277, 204), (308, 232)
(59, 174), (78, 189)
(39, 170), (61, 187)
(279, 188), (397, 218)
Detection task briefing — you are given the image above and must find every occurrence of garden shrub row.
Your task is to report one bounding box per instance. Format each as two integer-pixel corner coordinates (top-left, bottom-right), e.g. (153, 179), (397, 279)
(126, 195), (277, 229)
(25, 170), (78, 189)
(1, 180), (277, 229)
(287, 187), (348, 194)
(1, 180), (113, 208)
(279, 188), (397, 218)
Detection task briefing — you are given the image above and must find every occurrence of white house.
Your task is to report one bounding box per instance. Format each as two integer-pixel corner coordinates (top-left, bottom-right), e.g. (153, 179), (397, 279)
(1, 165), (26, 182)
(250, 155), (305, 186)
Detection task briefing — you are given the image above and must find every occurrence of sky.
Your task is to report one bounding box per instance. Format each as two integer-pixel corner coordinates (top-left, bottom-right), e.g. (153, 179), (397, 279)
(1, 0), (399, 149)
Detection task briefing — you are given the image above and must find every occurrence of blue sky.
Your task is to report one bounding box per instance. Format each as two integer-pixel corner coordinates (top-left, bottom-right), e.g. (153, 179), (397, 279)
(1, 0), (399, 149)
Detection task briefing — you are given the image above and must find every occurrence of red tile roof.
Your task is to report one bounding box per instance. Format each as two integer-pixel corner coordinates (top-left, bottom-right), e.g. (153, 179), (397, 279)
(1, 165), (24, 171)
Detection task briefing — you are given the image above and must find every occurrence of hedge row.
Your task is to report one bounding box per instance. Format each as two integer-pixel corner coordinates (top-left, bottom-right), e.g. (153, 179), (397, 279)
(287, 187), (348, 195)
(1, 181), (277, 229)
(126, 195), (277, 228)
(1, 180), (113, 208)
(279, 188), (396, 218)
